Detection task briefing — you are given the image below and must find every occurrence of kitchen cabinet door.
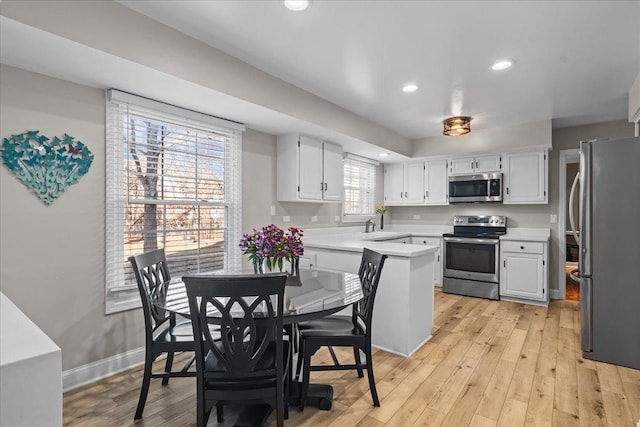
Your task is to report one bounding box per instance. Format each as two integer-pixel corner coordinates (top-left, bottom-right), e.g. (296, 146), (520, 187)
(405, 162), (425, 204)
(424, 159), (448, 205)
(411, 237), (442, 286)
(449, 157), (475, 175)
(384, 164), (405, 205)
(503, 150), (547, 204)
(474, 154), (502, 173)
(298, 135), (324, 200)
(500, 240), (548, 303)
(322, 142), (343, 201)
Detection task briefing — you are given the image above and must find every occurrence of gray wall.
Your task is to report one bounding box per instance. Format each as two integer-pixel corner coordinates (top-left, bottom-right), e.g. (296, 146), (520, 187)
(0, 65), (381, 370)
(0, 64), (144, 370)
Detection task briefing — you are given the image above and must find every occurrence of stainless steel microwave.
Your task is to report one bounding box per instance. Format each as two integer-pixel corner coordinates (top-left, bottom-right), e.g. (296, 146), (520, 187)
(448, 173), (502, 203)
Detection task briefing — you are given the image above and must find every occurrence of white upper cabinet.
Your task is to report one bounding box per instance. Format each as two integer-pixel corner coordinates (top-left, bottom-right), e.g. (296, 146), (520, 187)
(277, 134), (343, 202)
(322, 142), (344, 201)
(424, 159), (448, 205)
(384, 162), (424, 205)
(449, 154), (501, 175)
(405, 162), (425, 204)
(503, 150), (548, 204)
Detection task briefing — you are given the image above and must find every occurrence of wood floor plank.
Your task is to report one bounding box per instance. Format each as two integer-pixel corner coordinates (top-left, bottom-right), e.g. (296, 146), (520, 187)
(496, 398), (527, 427)
(576, 365), (608, 427)
(554, 326), (579, 416)
(524, 374), (555, 427)
(62, 295), (640, 427)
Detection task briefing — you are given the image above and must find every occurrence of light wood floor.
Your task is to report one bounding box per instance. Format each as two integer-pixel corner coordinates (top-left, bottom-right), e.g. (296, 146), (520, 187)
(63, 289), (640, 426)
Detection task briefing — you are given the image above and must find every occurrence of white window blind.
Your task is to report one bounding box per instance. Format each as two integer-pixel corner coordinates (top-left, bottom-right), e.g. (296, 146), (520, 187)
(343, 154), (377, 219)
(105, 89), (243, 313)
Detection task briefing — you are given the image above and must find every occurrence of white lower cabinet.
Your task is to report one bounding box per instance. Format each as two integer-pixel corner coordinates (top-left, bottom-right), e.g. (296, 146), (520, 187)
(411, 237), (442, 286)
(500, 240), (548, 303)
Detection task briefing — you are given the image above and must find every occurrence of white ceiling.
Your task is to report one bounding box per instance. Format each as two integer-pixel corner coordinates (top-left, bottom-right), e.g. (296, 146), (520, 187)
(119, 0), (640, 139)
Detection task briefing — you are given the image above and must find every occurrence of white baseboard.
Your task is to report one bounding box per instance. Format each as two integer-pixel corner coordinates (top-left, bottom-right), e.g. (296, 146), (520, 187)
(550, 289), (564, 300)
(62, 346), (145, 392)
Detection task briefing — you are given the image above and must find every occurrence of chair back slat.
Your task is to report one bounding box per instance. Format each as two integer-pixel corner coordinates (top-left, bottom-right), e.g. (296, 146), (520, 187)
(183, 273), (287, 379)
(354, 249), (388, 332)
(129, 249), (172, 331)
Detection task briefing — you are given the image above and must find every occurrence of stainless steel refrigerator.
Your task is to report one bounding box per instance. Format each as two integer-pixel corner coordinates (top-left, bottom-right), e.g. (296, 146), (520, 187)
(575, 137), (640, 369)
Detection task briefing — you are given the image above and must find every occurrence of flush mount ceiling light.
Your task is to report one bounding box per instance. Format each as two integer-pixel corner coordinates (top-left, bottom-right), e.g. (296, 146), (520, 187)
(491, 60), (514, 71)
(443, 116), (472, 136)
(379, 152), (389, 157)
(284, 0), (310, 11)
(402, 84), (419, 93)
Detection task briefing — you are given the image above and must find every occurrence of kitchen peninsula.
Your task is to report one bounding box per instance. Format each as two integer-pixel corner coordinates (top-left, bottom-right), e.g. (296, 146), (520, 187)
(303, 227), (443, 357)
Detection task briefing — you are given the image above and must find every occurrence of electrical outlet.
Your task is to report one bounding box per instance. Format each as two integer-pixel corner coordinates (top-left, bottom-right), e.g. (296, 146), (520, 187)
(311, 216), (318, 223)
(270, 205), (276, 216)
(283, 216), (291, 223)
(550, 214), (558, 224)
(413, 215), (421, 220)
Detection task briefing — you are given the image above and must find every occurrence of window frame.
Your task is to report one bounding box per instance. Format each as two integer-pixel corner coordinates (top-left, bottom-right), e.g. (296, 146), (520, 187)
(342, 153), (378, 223)
(105, 89), (244, 314)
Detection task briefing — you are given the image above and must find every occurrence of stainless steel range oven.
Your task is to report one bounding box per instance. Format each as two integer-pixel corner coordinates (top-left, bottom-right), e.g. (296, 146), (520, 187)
(443, 215), (506, 300)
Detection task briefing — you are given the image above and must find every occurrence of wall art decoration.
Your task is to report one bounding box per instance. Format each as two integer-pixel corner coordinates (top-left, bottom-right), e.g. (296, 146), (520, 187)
(1, 130), (94, 205)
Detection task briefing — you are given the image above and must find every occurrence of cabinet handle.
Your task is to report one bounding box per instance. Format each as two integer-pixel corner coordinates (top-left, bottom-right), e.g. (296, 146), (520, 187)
(405, 191), (408, 198)
(503, 260), (506, 267)
(325, 183), (328, 191)
(506, 187), (509, 195)
(321, 182), (324, 190)
(437, 255), (440, 262)
(426, 190), (429, 198)
(400, 192), (403, 198)
(475, 161), (478, 169)
(423, 240), (427, 244)
(520, 246), (524, 250)
(471, 161), (474, 169)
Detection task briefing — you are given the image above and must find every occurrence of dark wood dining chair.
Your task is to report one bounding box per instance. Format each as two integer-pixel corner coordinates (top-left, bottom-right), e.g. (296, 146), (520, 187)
(183, 272), (289, 427)
(128, 249), (196, 420)
(296, 248), (388, 409)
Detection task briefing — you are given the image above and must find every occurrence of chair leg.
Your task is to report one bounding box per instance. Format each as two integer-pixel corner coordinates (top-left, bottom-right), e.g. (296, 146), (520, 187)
(365, 344), (380, 407)
(328, 346), (340, 366)
(276, 368), (285, 427)
(299, 344), (313, 412)
(162, 351), (174, 385)
(295, 339), (305, 380)
(216, 402), (224, 423)
(353, 346), (364, 378)
(134, 351), (154, 419)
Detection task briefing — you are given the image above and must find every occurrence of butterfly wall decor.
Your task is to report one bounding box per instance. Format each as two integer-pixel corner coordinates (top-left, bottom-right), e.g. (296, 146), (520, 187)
(1, 130), (94, 205)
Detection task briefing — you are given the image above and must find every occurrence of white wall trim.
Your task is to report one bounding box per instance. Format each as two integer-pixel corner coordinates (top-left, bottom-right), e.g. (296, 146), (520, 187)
(558, 149), (580, 301)
(550, 289), (564, 300)
(62, 346), (145, 392)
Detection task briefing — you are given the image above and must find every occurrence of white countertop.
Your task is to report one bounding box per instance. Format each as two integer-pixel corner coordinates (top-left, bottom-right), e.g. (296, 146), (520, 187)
(303, 224), (550, 254)
(500, 228), (551, 242)
(304, 233), (438, 257)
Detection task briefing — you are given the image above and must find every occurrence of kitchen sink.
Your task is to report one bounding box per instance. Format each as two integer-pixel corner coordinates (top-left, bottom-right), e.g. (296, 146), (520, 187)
(358, 231), (402, 241)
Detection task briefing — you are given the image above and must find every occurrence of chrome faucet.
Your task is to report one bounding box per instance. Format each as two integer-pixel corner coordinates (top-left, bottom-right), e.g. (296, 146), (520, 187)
(365, 218), (376, 233)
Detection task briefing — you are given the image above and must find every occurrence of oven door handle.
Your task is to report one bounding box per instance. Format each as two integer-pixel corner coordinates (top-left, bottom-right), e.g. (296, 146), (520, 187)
(443, 237), (499, 245)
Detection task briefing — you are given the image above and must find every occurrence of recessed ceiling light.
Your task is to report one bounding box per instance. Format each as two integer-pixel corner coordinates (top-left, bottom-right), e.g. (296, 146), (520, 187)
(283, 0), (310, 11)
(379, 153), (389, 157)
(402, 84), (419, 93)
(491, 60), (514, 71)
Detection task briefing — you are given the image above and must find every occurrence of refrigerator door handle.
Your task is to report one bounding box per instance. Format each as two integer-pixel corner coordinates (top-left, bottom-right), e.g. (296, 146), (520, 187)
(580, 277), (593, 352)
(569, 172), (580, 245)
(579, 141), (592, 277)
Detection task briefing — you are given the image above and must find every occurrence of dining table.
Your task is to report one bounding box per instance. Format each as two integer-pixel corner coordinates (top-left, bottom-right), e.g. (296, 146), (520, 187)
(150, 267), (364, 425)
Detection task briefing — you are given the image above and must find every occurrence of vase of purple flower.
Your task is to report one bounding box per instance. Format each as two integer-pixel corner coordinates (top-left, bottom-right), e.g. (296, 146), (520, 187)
(239, 225), (304, 281)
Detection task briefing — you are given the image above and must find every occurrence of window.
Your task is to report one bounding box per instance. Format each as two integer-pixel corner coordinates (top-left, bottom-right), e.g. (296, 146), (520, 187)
(105, 90), (244, 313)
(343, 153), (378, 221)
